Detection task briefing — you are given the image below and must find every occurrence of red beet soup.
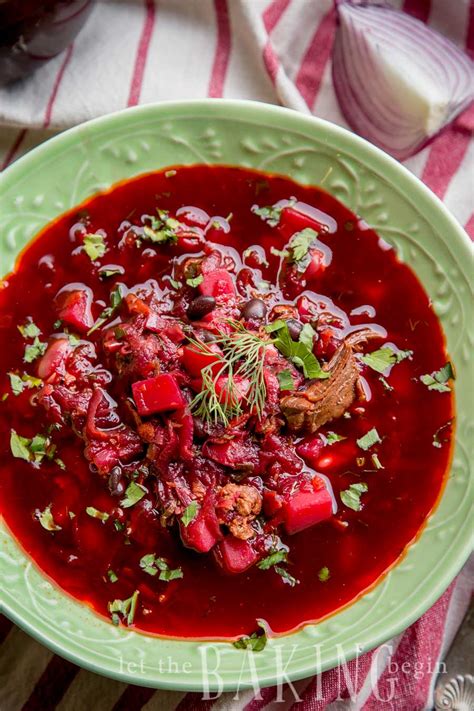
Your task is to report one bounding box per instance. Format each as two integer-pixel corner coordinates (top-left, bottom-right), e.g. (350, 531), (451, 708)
(0, 165), (454, 639)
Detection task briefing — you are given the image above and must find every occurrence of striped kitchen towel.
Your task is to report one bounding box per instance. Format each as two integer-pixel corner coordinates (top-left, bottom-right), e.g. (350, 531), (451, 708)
(0, 1), (473, 710)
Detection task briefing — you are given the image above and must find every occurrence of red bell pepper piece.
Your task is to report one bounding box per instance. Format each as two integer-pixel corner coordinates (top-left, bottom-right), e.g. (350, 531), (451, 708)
(283, 476), (333, 534)
(181, 343), (223, 378)
(199, 269), (236, 298)
(132, 373), (185, 415)
(215, 536), (258, 574)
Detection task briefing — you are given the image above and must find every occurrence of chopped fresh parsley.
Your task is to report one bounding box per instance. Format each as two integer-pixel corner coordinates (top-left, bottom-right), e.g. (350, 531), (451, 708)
(18, 319), (41, 339)
(232, 621), (268, 652)
(107, 569), (118, 583)
(270, 246), (289, 258)
(120, 481), (147, 509)
(299, 323), (316, 350)
(169, 278), (182, 290)
(267, 320), (329, 380)
(360, 346), (413, 374)
(251, 200), (294, 227)
(326, 431), (346, 446)
(99, 265), (123, 279)
(139, 553), (183, 581)
(36, 504), (61, 531)
(274, 566), (298, 586)
(379, 376), (393, 392)
(53, 319), (63, 330)
(186, 275), (204, 288)
(318, 566), (330, 582)
(432, 420), (453, 449)
(420, 362), (454, 393)
(288, 228), (319, 272)
(108, 590), (139, 626)
(83, 233), (107, 261)
(356, 428), (381, 451)
(276, 370), (294, 391)
(340, 482), (368, 511)
(24, 337), (47, 363)
(371, 453), (384, 470)
(86, 506), (110, 522)
(10, 430), (55, 465)
(257, 550), (287, 570)
(8, 372), (42, 396)
(142, 209), (181, 244)
(181, 501), (200, 526)
(88, 284), (124, 335)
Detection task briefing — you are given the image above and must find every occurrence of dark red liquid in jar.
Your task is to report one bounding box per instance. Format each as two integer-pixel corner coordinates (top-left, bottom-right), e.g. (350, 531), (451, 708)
(0, 0), (95, 85)
(0, 166), (453, 638)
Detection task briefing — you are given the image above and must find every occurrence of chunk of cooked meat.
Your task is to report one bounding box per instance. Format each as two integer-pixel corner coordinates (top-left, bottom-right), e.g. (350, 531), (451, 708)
(280, 328), (379, 433)
(215, 483), (262, 540)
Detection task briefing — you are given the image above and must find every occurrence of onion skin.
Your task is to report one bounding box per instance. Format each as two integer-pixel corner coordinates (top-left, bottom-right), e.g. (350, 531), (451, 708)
(332, 1), (474, 160)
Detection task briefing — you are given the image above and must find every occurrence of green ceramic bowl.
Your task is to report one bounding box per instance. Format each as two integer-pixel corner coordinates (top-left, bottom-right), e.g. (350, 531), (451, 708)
(0, 100), (472, 691)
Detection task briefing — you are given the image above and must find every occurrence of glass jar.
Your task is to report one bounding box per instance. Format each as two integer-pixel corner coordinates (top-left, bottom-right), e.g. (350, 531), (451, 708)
(0, 0), (95, 86)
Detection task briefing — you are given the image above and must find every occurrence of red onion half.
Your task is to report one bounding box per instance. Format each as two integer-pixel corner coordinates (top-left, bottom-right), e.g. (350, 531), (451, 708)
(332, 1), (474, 160)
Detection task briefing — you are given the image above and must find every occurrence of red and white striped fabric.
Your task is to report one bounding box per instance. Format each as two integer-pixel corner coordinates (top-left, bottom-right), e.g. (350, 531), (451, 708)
(0, 1), (472, 709)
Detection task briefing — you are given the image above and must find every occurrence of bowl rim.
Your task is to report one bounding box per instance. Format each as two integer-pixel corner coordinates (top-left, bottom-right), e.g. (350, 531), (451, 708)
(1, 99), (473, 692)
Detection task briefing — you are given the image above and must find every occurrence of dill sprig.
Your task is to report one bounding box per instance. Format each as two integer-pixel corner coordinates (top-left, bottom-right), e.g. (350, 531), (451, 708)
(188, 322), (269, 426)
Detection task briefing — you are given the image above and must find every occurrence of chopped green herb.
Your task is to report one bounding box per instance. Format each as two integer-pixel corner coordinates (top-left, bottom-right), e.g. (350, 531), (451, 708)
(340, 482), (368, 511)
(114, 519), (125, 532)
(55, 458), (66, 470)
(371, 453), (384, 470)
(120, 481), (147, 509)
(420, 362), (454, 393)
(107, 569), (118, 583)
(360, 346), (413, 374)
(318, 566), (330, 582)
(10, 429), (54, 464)
(83, 233), (107, 261)
(67, 333), (81, 346)
(326, 431), (346, 445)
(53, 319), (63, 330)
(165, 169), (177, 178)
(356, 428), (381, 451)
(186, 274), (204, 288)
(108, 590), (139, 626)
(257, 550), (288, 570)
(18, 318), (41, 339)
(24, 337), (47, 363)
(274, 566), (299, 586)
(99, 265), (123, 279)
(8, 372), (42, 396)
(181, 501), (200, 527)
(268, 321), (329, 380)
(288, 228), (319, 271)
(270, 246), (289, 258)
(139, 553), (183, 581)
(87, 285), (123, 335)
(232, 621), (268, 651)
(169, 278), (182, 290)
(86, 506), (110, 522)
(299, 323), (317, 350)
(252, 201), (288, 227)
(276, 370), (294, 391)
(141, 209), (181, 244)
(432, 420), (453, 449)
(36, 504), (61, 531)
(379, 376), (393, 391)
(1, 393), (8, 401)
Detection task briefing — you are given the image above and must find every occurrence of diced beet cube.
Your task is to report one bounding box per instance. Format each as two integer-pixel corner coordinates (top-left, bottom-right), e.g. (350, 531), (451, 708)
(199, 269), (236, 298)
(182, 343), (223, 378)
(132, 373), (185, 415)
(296, 436), (324, 469)
(55, 287), (94, 333)
(283, 477), (333, 534)
(214, 374), (250, 406)
(278, 206), (326, 240)
(215, 536), (258, 574)
(180, 504), (221, 553)
(37, 338), (72, 380)
(263, 489), (283, 517)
